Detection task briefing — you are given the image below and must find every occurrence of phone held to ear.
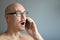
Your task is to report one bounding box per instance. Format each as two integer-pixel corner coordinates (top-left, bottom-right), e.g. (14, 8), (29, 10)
(25, 19), (32, 29)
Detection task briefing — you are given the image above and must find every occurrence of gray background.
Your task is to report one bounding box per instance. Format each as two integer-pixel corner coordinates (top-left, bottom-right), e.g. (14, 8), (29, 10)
(0, 0), (60, 40)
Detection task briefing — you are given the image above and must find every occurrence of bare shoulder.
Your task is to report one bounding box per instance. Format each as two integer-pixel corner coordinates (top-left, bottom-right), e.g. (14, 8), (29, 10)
(0, 34), (11, 40)
(0, 34), (7, 40)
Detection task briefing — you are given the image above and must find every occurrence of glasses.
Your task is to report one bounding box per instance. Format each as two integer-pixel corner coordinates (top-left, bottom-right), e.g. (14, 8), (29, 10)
(6, 11), (28, 17)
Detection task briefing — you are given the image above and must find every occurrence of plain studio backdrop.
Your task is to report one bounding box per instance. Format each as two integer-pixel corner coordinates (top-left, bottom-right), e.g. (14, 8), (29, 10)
(0, 0), (60, 40)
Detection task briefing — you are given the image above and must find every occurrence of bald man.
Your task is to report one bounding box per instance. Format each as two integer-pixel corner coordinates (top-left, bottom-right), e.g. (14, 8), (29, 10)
(0, 3), (44, 40)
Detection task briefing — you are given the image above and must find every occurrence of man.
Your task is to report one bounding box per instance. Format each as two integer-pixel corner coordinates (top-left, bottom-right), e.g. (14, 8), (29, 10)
(0, 3), (44, 40)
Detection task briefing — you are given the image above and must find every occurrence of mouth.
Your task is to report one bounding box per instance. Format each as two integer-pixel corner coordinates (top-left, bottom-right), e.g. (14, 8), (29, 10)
(21, 22), (25, 25)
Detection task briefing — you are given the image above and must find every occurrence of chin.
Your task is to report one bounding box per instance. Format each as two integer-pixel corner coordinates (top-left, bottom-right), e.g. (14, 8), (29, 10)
(18, 26), (25, 31)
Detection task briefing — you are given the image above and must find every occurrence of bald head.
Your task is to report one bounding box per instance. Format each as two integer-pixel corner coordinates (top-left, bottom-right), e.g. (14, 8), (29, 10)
(5, 3), (25, 14)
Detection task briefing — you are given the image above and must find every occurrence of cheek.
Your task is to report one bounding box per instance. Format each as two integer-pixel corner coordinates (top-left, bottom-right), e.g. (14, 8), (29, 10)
(16, 17), (21, 22)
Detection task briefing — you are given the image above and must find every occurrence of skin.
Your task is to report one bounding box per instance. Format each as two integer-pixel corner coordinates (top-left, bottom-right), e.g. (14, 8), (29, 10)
(0, 3), (44, 40)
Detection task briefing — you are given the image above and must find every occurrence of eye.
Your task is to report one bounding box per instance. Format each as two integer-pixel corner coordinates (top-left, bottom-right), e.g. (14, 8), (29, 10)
(16, 12), (21, 17)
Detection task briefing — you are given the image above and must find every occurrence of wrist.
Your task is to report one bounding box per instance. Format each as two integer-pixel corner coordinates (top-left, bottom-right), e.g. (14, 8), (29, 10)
(33, 32), (44, 40)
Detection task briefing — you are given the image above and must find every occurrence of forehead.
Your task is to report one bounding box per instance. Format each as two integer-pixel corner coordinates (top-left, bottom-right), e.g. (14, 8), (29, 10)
(5, 3), (25, 14)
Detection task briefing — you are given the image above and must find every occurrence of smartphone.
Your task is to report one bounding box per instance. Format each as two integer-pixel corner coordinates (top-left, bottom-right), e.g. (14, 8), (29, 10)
(25, 19), (32, 29)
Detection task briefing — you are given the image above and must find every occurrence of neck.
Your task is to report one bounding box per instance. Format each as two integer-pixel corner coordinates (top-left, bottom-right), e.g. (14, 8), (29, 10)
(5, 24), (21, 35)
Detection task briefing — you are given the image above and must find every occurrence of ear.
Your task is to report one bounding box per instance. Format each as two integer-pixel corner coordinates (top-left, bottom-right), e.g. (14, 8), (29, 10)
(5, 15), (8, 19)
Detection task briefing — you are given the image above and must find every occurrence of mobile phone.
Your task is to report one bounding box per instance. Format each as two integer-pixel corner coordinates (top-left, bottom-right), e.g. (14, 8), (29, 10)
(25, 19), (31, 29)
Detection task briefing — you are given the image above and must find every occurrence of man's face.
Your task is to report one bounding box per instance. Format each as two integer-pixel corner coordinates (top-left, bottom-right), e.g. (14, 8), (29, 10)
(5, 3), (27, 30)
(15, 11), (27, 30)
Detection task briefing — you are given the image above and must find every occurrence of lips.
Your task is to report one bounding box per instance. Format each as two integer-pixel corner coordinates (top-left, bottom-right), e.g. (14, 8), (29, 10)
(21, 22), (25, 25)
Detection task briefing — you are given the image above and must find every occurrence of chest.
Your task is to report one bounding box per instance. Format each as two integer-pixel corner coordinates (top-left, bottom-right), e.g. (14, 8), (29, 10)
(0, 35), (34, 40)
(0, 35), (19, 40)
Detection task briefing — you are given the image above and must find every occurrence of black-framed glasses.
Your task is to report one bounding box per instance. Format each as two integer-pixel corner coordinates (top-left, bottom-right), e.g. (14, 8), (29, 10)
(6, 11), (28, 17)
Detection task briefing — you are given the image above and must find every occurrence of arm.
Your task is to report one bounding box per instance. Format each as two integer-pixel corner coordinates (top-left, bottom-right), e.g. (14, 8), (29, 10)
(33, 32), (44, 40)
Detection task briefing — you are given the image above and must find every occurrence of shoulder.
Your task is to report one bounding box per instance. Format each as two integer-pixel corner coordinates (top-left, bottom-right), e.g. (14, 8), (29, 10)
(0, 34), (6, 40)
(0, 34), (11, 40)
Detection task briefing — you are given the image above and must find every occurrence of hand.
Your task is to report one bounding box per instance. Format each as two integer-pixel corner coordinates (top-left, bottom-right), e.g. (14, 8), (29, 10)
(25, 17), (44, 40)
